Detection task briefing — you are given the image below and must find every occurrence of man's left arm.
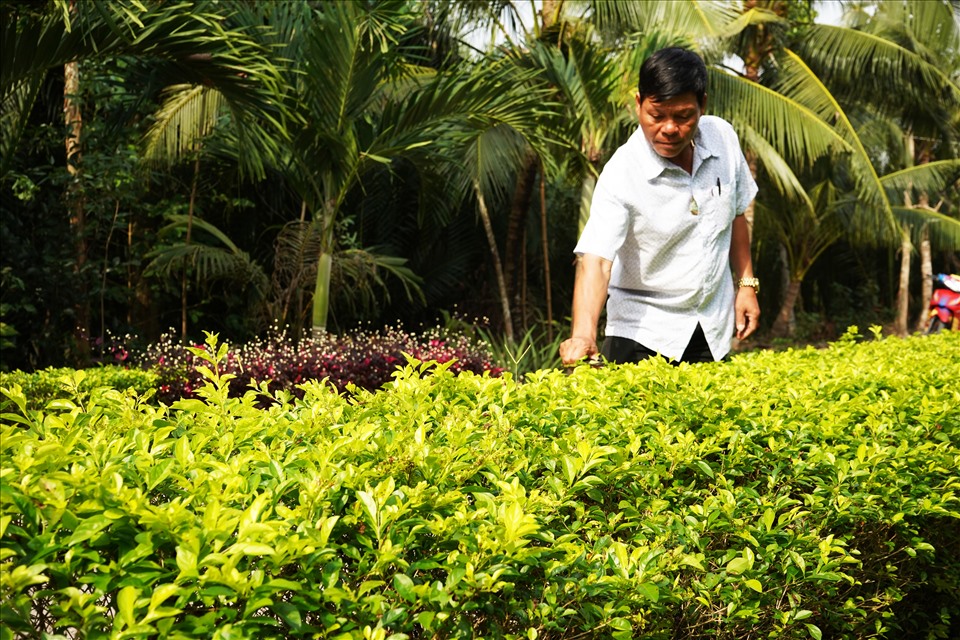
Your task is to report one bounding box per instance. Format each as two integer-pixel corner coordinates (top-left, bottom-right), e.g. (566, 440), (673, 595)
(730, 213), (759, 340)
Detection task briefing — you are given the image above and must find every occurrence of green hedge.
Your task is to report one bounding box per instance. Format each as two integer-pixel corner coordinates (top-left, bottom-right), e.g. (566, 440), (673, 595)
(0, 366), (158, 411)
(2, 330), (958, 639)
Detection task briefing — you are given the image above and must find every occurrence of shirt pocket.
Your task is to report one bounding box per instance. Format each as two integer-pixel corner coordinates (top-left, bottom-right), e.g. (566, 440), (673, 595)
(698, 182), (736, 239)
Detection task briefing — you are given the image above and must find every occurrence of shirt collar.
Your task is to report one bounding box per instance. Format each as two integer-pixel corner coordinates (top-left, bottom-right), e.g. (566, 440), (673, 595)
(634, 120), (719, 181)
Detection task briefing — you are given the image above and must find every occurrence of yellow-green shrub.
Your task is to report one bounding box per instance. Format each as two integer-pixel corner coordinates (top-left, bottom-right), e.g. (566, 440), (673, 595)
(2, 331), (958, 639)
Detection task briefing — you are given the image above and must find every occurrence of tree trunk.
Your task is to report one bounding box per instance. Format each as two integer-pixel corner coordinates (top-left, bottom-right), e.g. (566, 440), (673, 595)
(539, 163), (553, 344)
(311, 251), (333, 339)
(503, 152), (538, 330)
(181, 153), (201, 342)
(541, 0), (562, 30)
(771, 278), (802, 338)
(778, 243), (795, 335)
(912, 138), (934, 333)
(64, 56), (90, 364)
(914, 224), (932, 333)
(474, 179), (514, 343)
(894, 223), (912, 337)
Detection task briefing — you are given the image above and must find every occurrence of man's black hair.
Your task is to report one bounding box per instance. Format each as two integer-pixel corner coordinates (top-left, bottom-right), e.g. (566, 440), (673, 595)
(638, 47), (707, 104)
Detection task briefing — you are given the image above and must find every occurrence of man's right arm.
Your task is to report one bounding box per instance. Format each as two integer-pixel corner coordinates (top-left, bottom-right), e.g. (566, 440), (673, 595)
(560, 253), (613, 365)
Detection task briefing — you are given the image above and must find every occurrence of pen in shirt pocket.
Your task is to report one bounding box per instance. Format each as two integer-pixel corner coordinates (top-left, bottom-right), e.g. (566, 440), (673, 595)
(716, 177), (721, 196)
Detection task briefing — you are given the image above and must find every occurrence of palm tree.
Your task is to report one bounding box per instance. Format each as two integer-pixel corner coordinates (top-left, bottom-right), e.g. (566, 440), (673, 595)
(1, 0), (289, 358)
(1, 0), (287, 180)
(783, 0), (960, 335)
(267, 1), (557, 338)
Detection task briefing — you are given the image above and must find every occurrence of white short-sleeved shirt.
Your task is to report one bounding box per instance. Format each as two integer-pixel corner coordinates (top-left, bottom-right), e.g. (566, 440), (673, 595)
(574, 115), (757, 361)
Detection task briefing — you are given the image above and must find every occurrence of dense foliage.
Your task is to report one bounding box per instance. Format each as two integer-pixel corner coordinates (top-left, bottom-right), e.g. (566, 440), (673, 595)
(0, 324), (508, 409)
(2, 330), (958, 639)
(2, 0), (958, 371)
(0, 366), (158, 411)
(136, 326), (505, 404)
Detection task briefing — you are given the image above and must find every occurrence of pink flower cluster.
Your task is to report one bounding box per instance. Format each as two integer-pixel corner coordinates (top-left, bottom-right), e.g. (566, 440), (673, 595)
(129, 324), (503, 404)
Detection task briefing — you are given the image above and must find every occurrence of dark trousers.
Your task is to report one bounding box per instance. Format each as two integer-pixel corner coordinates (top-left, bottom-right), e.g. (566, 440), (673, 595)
(601, 323), (716, 365)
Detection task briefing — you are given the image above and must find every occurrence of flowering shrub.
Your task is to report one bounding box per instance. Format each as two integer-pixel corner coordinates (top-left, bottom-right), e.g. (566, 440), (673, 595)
(134, 325), (504, 404)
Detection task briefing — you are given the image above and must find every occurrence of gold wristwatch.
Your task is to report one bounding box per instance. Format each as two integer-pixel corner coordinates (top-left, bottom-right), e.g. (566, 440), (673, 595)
(737, 277), (760, 294)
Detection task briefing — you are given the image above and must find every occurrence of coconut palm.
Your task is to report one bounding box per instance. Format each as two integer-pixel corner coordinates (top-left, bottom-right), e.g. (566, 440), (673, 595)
(269, 0), (558, 337)
(1, 0), (291, 356)
(0, 0), (287, 180)
(780, 0), (960, 335)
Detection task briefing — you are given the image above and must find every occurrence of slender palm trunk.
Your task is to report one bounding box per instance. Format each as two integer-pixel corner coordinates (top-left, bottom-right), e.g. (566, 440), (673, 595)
(503, 152), (539, 331)
(181, 153), (200, 342)
(914, 224), (932, 332)
(100, 200), (120, 344)
(578, 173), (596, 236)
(65, 56), (90, 363)
(894, 224), (912, 337)
(539, 163), (553, 344)
(911, 139), (934, 333)
(474, 179), (514, 343)
(771, 278), (802, 338)
(312, 251), (333, 340)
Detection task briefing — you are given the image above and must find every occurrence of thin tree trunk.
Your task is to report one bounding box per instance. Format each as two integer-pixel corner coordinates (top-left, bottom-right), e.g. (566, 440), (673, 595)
(894, 223), (912, 337)
(521, 223), (528, 333)
(65, 55), (90, 364)
(503, 153), (538, 329)
(541, 0), (561, 29)
(474, 179), (514, 343)
(539, 163), (553, 344)
(911, 138), (934, 333)
(310, 198), (339, 338)
(311, 251), (333, 340)
(914, 224), (932, 333)
(100, 200), (120, 345)
(771, 278), (802, 338)
(778, 243), (795, 335)
(181, 153), (200, 342)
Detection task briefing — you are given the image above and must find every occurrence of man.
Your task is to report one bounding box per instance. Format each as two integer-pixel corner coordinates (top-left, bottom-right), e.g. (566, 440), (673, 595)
(559, 47), (759, 366)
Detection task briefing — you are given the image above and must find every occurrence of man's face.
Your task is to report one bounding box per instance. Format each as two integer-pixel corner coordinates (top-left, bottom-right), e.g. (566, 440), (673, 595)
(635, 92), (705, 163)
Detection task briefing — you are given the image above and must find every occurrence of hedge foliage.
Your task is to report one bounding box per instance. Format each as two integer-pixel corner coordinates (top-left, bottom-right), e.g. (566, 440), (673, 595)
(2, 330), (959, 639)
(0, 366), (158, 411)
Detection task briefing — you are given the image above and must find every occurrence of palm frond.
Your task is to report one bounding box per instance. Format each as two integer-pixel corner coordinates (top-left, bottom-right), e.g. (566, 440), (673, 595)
(795, 23), (960, 111)
(589, 0), (742, 45)
(718, 6), (786, 39)
(738, 124), (814, 208)
(145, 215), (268, 294)
(460, 123), (534, 208)
(2, 0), (291, 180)
(754, 180), (850, 280)
(880, 160), (960, 205)
(142, 85), (226, 165)
(773, 49), (898, 243)
(333, 247), (426, 314)
(892, 207), (960, 250)
(0, 77), (42, 178)
(708, 65), (850, 171)
(872, 0), (960, 67)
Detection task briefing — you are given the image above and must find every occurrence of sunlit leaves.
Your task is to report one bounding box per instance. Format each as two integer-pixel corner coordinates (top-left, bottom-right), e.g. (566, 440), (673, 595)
(2, 331), (959, 637)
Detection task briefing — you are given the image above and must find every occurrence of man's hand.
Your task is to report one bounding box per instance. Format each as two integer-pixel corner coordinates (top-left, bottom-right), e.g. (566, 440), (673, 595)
(735, 287), (760, 340)
(560, 336), (599, 366)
